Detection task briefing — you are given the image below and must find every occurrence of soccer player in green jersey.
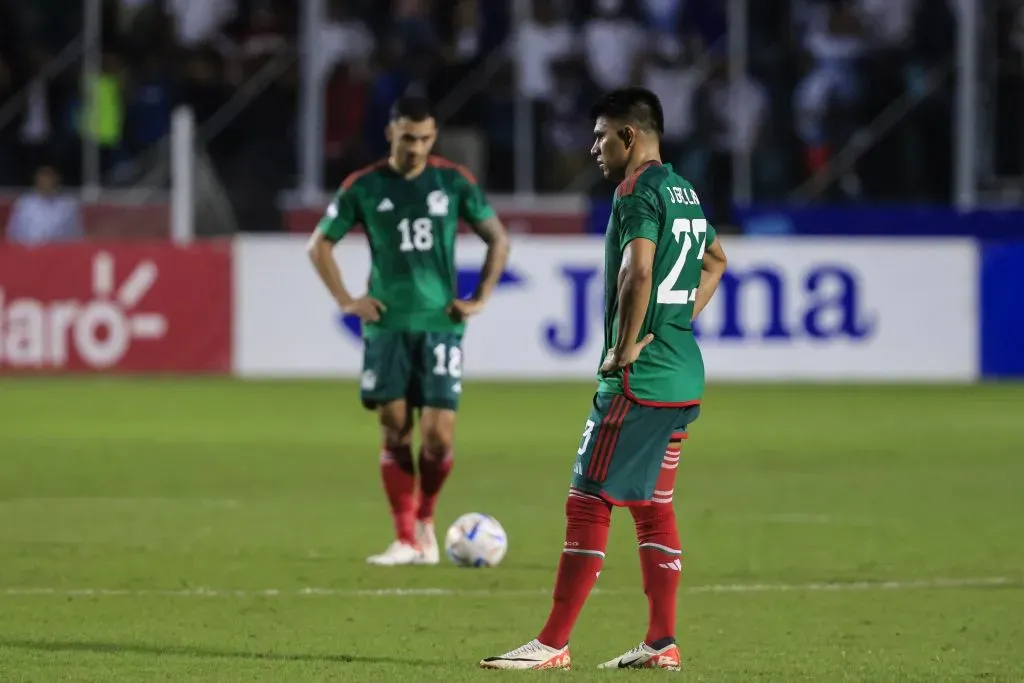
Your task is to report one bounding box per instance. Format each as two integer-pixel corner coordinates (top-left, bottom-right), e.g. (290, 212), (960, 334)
(307, 95), (509, 567)
(482, 88), (728, 670)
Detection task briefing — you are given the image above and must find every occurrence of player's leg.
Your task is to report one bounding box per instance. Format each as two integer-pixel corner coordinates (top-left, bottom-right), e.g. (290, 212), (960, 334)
(598, 404), (700, 671)
(480, 394), (623, 670)
(414, 407), (454, 564)
(480, 492), (607, 670)
(361, 330), (420, 566)
(414, 332), (463, 564)
(366, 399), (421, 566)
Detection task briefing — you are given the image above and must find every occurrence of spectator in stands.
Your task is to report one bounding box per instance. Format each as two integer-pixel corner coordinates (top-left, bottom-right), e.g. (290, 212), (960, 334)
(793, 0), (866, 177)
(446, 0), (482, 66)
(696, 57), (768, 224)
(5, 164), (83, 245)
(0, 0), (30, 186)
(1001, 2), (1024, 176)
(542, 56), (596, 191)
(435, 0), (486, 126)
(640, 0), (685, 41)
(180, 48), (229, 131)
(16, 47), (62, 188)
(853, 0), (918, 50)
(165, 0), (236, 49)
(513, 0), (575, 102)
(219, 4), (296, 233)
(483, 62), (517, 191)
(240, 5), (289, 61)
(68, 50), (127, 179)
(324, 62), (370, 187)
(317, 0), (375, 85)
(0, 56), (17, 186)
(391, 0), (440, 55)
(125, 53), (172, 158)
(681, 0), (727, 55)
(364, 38), (412, 156)
(642, 36), (704, 179)
(582, 0), (644, 92)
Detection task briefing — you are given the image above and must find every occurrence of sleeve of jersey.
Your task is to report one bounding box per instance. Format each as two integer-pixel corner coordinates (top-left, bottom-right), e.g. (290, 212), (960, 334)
(316, 186), (361, 242)
(706, 221), (717, 246)
(458, 175), (497, 224)
(616, 191), (660, 251)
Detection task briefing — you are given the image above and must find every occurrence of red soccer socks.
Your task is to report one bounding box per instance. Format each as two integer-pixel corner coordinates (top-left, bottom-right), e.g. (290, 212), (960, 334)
(537, 491), (613, 649)
(380, 444), (416, 544)
(416, 447), (453, 521)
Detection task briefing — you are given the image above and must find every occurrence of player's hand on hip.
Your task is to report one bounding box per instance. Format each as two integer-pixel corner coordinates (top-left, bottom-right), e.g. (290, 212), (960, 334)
(447, 298), (484, 322)
(342, 296), (386, 322)
(600, 333), (655, 374)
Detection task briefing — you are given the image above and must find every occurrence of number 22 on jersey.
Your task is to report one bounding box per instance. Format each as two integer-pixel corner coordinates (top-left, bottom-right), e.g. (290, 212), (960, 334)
(656, 218), (708, 305)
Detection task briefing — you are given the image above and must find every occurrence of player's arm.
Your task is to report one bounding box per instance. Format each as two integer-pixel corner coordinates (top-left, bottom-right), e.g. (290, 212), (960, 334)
(451, 172), (510, 320)
(601, 194), (658, 373)
(306, 186), (384, 322)
(612, 236), (656, 357)
(692, 233), (727, 321)
(467, 215), (510, 303)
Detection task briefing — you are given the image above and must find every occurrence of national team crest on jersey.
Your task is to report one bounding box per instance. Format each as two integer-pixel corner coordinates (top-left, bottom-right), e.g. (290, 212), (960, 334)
(427, 190), (449, 216)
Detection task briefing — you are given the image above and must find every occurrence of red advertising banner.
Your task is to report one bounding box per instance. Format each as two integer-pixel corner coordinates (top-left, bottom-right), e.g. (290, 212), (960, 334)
(0, 242), (231, 373)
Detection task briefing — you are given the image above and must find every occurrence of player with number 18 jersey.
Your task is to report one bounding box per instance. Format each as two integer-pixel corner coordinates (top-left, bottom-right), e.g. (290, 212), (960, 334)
(309, 96), (509, 569)
(319, 157), (496, 341)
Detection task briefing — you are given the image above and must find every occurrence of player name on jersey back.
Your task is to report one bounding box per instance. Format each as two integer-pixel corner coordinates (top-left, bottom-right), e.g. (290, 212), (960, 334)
(597, 161), (717, 407)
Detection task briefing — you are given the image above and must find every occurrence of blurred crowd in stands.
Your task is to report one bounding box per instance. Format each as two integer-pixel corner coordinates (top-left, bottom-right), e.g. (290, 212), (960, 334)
(2, 0), (1023, 234)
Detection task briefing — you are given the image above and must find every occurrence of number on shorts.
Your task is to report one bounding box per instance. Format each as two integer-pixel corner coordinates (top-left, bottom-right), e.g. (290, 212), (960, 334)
(577, 419), (596, 455)
(656, 218), (708, 304)
(398, 217), (434, 252)
(432, 343), (463, 378)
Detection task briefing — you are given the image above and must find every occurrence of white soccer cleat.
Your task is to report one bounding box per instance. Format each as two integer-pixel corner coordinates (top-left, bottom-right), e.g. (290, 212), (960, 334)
(596, 641), (682, 670)
(365, 540), (423, 566)
(414, 520), (440, 565)
(479, 639), (571, 670)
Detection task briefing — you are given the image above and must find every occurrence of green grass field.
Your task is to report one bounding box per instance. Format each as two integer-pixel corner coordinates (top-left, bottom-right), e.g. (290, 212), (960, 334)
(1, 379), (1023, 682)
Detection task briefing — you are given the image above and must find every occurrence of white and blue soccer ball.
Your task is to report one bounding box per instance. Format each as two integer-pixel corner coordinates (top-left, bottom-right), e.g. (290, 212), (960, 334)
(445, 513), (508, 568)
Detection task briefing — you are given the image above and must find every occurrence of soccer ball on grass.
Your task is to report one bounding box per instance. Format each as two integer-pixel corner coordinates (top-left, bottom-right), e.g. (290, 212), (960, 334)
(445, 513), (508, 567)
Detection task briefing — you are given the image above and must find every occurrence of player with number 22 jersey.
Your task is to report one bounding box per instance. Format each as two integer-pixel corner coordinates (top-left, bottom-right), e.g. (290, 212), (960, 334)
(482, 87), (728, 672)
(308, 95), (509, 569)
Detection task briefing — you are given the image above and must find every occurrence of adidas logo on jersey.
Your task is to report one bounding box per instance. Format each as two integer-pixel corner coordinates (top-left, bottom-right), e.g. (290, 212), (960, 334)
(658, 559), (682, 571)
(377, 198), (394, 212)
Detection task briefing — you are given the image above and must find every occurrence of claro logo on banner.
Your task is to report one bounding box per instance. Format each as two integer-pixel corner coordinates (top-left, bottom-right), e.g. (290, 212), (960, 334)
(234, 236), (978, 381)
(0, 243), (232, 373)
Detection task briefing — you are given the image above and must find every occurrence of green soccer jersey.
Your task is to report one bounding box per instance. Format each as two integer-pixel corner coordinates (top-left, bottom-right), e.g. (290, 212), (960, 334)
(596, 161), (717, 406)
(317, 157), (496, 334)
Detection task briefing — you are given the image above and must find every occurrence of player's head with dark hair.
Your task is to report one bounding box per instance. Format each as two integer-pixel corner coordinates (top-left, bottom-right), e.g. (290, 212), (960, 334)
(389, 94), (434, 123)
(589, 87), (664, 181)
(387, 94), (438, 175)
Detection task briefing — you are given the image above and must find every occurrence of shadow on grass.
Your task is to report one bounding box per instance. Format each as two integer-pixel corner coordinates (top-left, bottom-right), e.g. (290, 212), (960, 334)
(0, 638), (444, 667)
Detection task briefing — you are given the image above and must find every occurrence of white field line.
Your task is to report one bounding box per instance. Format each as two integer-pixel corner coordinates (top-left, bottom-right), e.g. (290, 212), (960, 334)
(0, 577), (1016, 599)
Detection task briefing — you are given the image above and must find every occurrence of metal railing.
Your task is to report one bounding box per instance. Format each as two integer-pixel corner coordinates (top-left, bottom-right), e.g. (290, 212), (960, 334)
(0, 37), (83, 133)
(788, 62), (954, 205)
(435, 44), (511, 125)
(126, 50), (297, 199)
